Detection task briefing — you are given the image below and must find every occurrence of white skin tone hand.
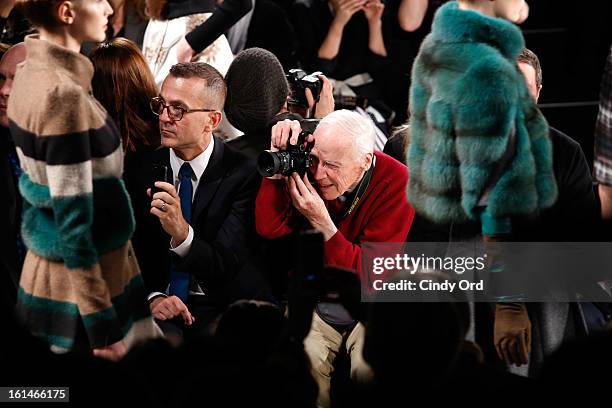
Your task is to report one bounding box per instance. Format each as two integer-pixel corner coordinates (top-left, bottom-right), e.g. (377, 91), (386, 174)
(333, 0), (368, 26)
(149, 295), (195, 325)
(176, 37), (196, 63)
(269, 120), (338, 240)
(270, 119), (314, 153)
(319, 0), (367, 59)
(363, 0), (387, 56)
(286, 173), (338, 240)
(363, 0), (385, 22)
(268, 119), (311, 179)
(148, 182), (190, 246)
(305, 74), (335, 119)
(93, 340), (127, 362)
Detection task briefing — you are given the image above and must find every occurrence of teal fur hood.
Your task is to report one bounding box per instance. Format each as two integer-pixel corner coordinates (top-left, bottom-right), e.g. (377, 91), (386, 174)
(407, 1), (557, 224)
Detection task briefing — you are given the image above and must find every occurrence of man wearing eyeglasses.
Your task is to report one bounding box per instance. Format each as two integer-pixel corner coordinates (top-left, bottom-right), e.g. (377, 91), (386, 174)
(143, 62), (261, 340)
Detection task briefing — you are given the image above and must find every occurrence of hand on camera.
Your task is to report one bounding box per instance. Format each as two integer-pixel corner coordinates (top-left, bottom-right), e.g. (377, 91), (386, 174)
(270, 119), (314, 152)
(268, 120), (310, 179)
(305, 74), (335, 119)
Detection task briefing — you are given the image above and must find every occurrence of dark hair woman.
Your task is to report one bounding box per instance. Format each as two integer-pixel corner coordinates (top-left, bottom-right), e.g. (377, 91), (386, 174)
(91, 37), (160, 153)
(9, 0), (160, 360)
(90, 37), (166, 299)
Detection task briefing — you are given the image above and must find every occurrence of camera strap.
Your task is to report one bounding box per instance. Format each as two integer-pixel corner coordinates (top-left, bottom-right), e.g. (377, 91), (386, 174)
(309, 102), (318, 119)
(335, 161), (375, 222)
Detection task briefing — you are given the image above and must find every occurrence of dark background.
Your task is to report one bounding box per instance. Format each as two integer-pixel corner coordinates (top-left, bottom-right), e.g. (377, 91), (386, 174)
(521, 0), (612, 168)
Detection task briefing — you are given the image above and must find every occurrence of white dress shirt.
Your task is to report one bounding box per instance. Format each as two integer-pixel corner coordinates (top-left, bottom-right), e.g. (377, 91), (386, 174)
(168, 137), (214, 256)
(147, 138), (214, 302)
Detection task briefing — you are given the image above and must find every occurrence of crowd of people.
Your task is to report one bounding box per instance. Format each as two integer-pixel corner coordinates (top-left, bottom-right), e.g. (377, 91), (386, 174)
(0, 0), (611, 406)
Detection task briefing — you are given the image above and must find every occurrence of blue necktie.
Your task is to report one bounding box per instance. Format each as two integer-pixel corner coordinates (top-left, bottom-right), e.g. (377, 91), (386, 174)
(168, 162), (194, 303)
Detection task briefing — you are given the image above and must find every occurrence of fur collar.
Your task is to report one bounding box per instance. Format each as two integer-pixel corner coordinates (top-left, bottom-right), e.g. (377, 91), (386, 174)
(431, 1), (525, 60)
(24, 34), (94, 91)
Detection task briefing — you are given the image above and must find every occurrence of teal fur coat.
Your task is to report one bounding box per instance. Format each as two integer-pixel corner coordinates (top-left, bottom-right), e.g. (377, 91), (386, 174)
(407, 1), (557, 224)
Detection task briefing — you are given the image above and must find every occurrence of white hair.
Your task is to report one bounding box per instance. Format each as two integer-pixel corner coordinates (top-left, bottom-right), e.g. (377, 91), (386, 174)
(318, 109), (375, 159)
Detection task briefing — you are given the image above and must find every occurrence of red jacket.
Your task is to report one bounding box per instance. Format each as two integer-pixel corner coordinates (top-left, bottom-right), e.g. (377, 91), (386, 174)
(255, 151), (414, 272)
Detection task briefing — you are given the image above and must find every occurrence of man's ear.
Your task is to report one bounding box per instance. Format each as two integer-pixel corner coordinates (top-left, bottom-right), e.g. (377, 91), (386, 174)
(203, 111), (223, 133)
(57, 1), (76, 25)
(363, 152), (374, 170)
(536, 84), (542, 103)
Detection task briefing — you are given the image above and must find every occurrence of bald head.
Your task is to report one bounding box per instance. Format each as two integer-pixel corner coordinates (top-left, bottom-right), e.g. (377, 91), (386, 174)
(0, 43), (27, 128)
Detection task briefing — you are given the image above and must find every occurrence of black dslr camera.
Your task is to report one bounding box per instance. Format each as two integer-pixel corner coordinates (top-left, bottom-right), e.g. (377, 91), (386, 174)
(286, 69), (323, 108)
(257, 120), (318, 177)
(257, 130), (313, 177)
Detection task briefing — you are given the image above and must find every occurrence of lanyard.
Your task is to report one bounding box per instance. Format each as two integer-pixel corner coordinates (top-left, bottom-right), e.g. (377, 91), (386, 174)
(333, 163), (375, 223)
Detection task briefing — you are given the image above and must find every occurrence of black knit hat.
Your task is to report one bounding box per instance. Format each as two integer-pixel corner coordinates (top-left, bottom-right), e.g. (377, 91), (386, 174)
(225, 48), (288, 133)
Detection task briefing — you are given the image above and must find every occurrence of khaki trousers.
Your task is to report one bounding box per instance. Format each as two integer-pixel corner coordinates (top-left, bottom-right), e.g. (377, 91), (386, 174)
(304, 312), (373, 408)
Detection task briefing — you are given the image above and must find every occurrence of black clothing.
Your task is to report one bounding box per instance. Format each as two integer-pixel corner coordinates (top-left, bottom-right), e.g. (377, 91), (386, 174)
(227, 111), (302, 159)
(538, 127), (600, 239)
(291, 0), (387, 102)
(243, 0), (299, 70)
(225, 48), (289, 134)
(226, 131), (269, 160)
(381, 0), (444, 124)
(382, 129), (408, 164)
(0, 8), (34, 45)
(166, 0), (218, 19)
(184, 0), (253, 53)
(122, 145), (169, 295)
(404, 127), (599, 242)
(0, 126), (23, 306)
(227, 112), (305, 303)
(138, 139), (261, 309)
(444, 347), (535, 402)
(0, 17), (6, 38)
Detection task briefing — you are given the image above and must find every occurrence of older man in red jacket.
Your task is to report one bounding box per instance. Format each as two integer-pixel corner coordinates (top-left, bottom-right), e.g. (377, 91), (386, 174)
(255, 109), (414, 408)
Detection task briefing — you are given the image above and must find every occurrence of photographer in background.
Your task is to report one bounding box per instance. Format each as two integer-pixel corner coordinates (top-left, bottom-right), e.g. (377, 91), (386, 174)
(255, 110), (414, 407)
(225, 47), (334, 158)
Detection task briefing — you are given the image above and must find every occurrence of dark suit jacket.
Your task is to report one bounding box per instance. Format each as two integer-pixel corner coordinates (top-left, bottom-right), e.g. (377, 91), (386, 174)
(0, 126), (22, 307)
(133, 137), (261, 308)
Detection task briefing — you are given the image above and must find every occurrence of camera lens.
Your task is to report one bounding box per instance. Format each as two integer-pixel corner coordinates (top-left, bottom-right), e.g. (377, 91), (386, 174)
(257, 151), (293, 177)
(257, 151), (282, 177)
